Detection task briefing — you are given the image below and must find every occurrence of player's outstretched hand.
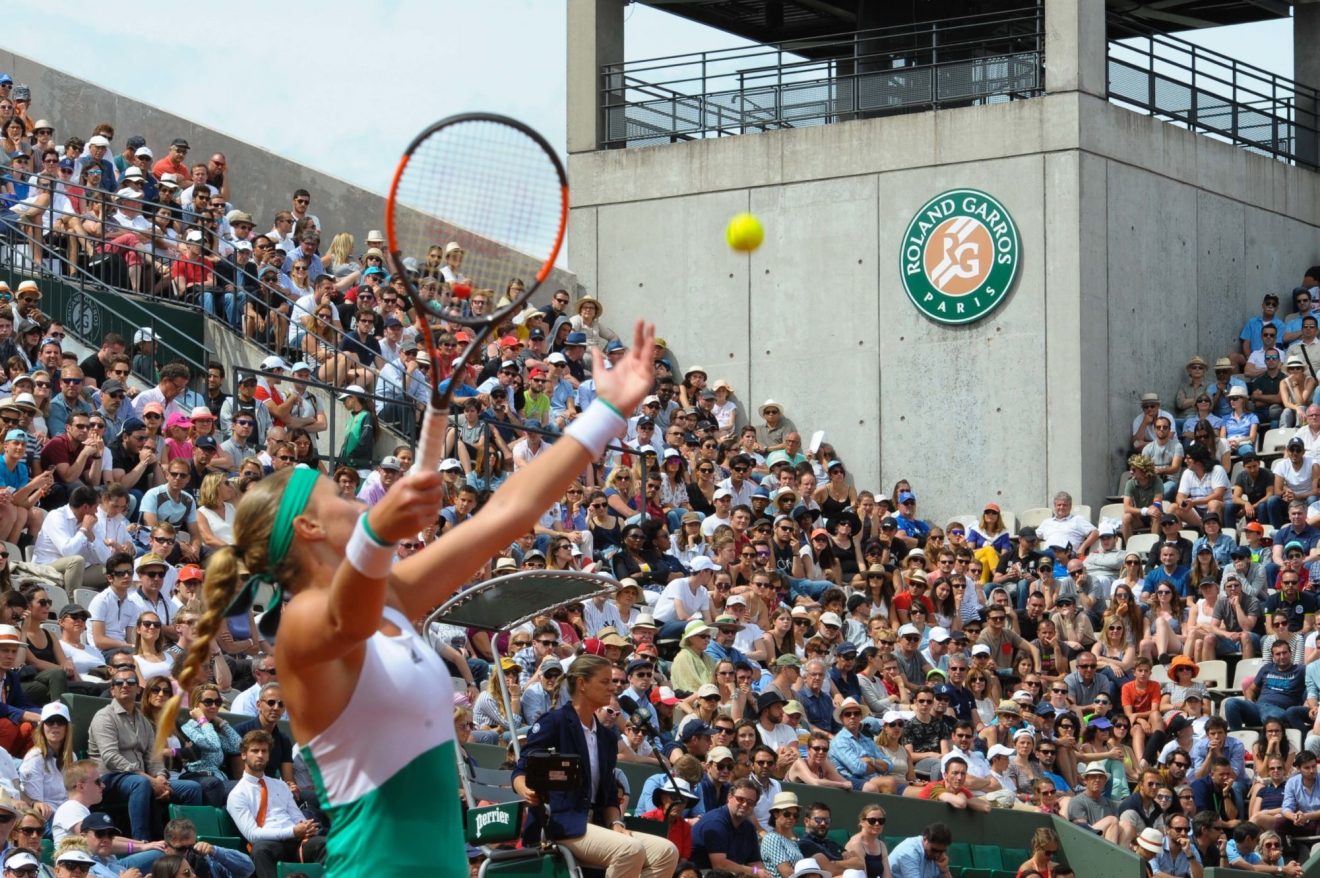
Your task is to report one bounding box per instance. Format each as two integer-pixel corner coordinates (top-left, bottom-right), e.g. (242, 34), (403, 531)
(367, 471), (447, 544)
(591, 320), (655, 418)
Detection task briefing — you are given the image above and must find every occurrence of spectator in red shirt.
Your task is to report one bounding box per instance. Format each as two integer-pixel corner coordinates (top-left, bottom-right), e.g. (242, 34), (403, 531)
(170, 230), (215, 303)
(1121, 656), (1165, 764)
(911, 756), (991, 812)
(151, 137), (190, 180)
(892, 570), (935, 624)
(636, 779), (697, 860)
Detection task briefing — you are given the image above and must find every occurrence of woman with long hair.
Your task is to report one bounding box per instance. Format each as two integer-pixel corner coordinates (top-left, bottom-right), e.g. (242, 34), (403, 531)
(155, 325), (654, 878)
(967, 670), (997, 726)
(585, 489), (623, 561)
(658, 450), (690, 530)
(794, 529), (840, 585)
(678, 365), (707, 410)
(1080, 718), (1130, 800)
(601, 466), (638, 519)
(19, 584), (74, 702)
(1094, 613), (1139, 691)
(1015, 827), (1061, 878)
(19, 703), (73, 816)
(687, 455), (718, 517)
(1109, 715), (1141, 787)
(289, 428), (325, 474)
(1280, 356), (1316, 427)
(132, 612), (174, 685)
(195, 472), (236, 550)
(513, 653), (678, 876)
(1140, 584), (1186, 661)
(472, 659), (524, 743)
(844, 802), (891, 878)
(670, 511), (708, 569)
(765, 608), (798, 662)
(1192, 418), (1232, 473)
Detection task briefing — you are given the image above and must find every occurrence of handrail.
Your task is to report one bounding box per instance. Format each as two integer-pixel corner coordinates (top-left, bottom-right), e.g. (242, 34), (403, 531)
(600, 7), (1045, 147)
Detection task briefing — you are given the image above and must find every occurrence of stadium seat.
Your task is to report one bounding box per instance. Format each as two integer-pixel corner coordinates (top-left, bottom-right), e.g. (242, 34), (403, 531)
(1287, 729), (1303, 752)
(73, 588), (98, 609)
(1198, 659), (1229, 691)
(1126, 534), (1158, 556)
(44, 586), (68, 615)
(1098, 503), (1125, 524)
(1226, 658), (1266, 695)
(40, 621), (59, 639)
(1150, 664), (1170, 685)
(1229, 730), (1259, 752)
(999, 510), (1018, 533)
(1179, 529), (1199, 543)
(1261, 427), (1294, 453)
(623, 817), (668, 838)
(167, 805), (244, 851)
(62, 693), (110, 756)
(970, 845), (1004, 870)
(1019, 508), (1050, 528)
(2, 542), (20, 567)
(1073, 504), (1093, 524)
(277, 865), (324, 878)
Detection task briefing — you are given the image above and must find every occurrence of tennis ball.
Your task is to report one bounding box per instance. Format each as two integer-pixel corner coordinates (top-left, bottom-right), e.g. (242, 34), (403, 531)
(726, 213), (764, 253)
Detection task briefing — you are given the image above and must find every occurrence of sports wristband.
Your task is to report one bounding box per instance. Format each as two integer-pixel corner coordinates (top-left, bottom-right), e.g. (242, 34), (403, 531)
(347, 513), (396, 579)
(565, 399), (626, 458)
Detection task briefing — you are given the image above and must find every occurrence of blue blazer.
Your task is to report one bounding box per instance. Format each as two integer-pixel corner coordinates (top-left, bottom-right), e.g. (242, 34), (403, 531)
(513, 702), (619, 844)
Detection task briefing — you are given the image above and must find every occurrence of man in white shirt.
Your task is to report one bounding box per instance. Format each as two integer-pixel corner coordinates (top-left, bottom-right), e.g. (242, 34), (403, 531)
(51, 758), (103, 843)
(85, 551), (141, 657)
(726, 595), (765, 656)
(1297, 406), (1320, 460)
(652, 557), (718, 625)
(753, 691), (800, 750)
(125, 554), (179, 639)
(700, 489), (734, 537)
(227, 730), (326, 878)
(230, 654), (280, 718)
(717, 454), (758, 508)
(32, 485), (103, 592)
(1035, 492), (1099, 554)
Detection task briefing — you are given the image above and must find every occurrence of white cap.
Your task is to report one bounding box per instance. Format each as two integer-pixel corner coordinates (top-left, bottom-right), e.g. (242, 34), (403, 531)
(788, 859), (828, 878)
(336, 384), (366, 401)
(726, 594), (747, 607)
(184, 229), (203, 242)
(971, 643), (991, 656)
(439, 458), (463, 472)
(1011, 690), (1035, 704)
(4, 852), (39, 870)
(134, 146), (153, 158)
(261, 355), (289, 371)
(696, 683), (721, 699)
(288, 361), (312, 373)
(819, 612), (843, 628)
(642, 394), (659, 406)
(87, 135), (110, 147)
(929, 626), (951, 643)
(897, 623), (919, 637)
(55, 850), (96, 866)
(116, 187), (139, 199)
(40, 702), (70, 724)
(881, 710), (905, 725)
(233, 240), (253, 252)
(713, 487), (733, 500)
(987, 744), (1015, 760)
(689, 557), (721, 573)
(1098, 523), (1118, 537)
(133, 327), (155, 344)
(546, 352), (567, 365)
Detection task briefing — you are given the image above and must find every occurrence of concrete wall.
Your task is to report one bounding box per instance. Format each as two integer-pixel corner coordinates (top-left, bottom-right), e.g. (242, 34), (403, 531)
(568, 91), (1320, 522)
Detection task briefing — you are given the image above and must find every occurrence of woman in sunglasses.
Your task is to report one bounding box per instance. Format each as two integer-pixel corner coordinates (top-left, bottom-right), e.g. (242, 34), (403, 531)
(177, 683), (240, 807)
(844, 803), (891, 878)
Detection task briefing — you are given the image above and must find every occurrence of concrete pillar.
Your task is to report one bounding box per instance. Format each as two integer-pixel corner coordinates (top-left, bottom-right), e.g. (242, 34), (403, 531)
(566, 0), (624, 154)
(1044, 0), (1106, 98)
(1295, 1), (1320, 168)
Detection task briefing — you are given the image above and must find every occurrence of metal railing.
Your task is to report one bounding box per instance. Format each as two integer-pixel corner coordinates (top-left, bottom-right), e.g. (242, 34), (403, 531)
(1107, 14), (1320, 170)
(600, 6), (1045, 148)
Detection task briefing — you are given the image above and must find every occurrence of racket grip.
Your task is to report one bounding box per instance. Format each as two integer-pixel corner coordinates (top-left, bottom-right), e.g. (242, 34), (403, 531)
(412, 404), (447, 474)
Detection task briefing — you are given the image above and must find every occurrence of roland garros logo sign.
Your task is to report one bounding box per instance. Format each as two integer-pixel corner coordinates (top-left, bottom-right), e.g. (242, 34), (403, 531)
(900, 188), (1020, 325)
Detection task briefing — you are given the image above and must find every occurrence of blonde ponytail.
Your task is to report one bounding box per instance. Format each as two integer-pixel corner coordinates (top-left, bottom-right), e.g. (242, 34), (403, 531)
(154, 468), (303, 753)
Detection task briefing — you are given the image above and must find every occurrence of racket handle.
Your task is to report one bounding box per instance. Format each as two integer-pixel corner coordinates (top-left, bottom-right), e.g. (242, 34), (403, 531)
(412, 403), (447, 474)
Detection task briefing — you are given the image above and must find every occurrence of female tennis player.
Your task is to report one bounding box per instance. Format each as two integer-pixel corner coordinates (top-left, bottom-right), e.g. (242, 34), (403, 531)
(158, 321), (656, 877)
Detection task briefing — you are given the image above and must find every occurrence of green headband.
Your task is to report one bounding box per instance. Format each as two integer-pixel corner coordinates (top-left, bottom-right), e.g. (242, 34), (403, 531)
(225, 467), (319, 639)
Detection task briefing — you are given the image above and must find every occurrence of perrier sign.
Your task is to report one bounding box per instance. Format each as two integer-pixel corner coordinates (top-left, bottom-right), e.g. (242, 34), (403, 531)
(900, 188), (1020, 325)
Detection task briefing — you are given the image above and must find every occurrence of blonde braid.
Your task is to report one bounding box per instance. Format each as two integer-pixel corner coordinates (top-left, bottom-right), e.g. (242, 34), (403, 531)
(154, 468), (302, 753)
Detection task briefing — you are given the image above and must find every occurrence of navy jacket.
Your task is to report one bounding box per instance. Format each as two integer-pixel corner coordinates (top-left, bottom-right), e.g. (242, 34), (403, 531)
(0, 668), (33, 724)
(513, 702), (619, 844)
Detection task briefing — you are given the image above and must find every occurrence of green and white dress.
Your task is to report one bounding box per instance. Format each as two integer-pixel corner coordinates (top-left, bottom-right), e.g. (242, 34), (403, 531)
(300, 606), (463, 876)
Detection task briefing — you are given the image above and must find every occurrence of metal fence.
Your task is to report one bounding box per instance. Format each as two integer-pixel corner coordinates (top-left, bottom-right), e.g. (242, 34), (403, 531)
(600, 6), (1045, 148)
(1107, 15), (1320, 170)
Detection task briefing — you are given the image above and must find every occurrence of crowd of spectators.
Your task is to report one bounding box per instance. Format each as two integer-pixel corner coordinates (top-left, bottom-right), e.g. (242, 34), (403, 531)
(4, 76), (1320, 878)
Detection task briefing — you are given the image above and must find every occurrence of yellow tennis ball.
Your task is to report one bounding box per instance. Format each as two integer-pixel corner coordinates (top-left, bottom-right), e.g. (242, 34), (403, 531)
(726, 212), (764, 253)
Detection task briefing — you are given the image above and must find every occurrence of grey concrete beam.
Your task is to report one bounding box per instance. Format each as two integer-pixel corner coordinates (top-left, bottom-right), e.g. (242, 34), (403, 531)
(1045, 0), (1107, 98)
(1296, 2), (1320, 168)
(566, 0), (624, 155)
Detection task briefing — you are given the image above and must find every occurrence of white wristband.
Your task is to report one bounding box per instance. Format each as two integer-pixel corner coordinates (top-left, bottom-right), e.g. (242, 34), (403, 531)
(564, 399), (626, 458)
(346, 514), (396, 579)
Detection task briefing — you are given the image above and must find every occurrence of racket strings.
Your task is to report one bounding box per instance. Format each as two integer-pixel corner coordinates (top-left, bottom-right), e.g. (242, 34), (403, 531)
(393, 119), (563, 298)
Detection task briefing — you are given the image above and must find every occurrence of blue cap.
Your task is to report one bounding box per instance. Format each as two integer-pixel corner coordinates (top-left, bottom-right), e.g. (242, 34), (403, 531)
(1035, 701), (1055, 717)
(363, 267), (384, 277)
(932, 683), (955, 698)
(0, 75), (11, 86)
(57, 158), (74, 172)
(195, 435), (217, 449)
(3, 429), (25, 443)
(121, 417), (145, 434)
(752, 486), (770, 499)
(625, 658), (653, 675)
(680, 722), (713, 742)
(604, 339), (626, 354)
(898, 490), (916, 503)
(565, 331), (587, 346)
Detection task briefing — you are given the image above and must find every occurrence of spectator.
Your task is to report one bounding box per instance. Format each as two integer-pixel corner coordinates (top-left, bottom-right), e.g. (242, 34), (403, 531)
(1223, 639), (1308, 731)
(690, 777), (764, 874)
(19, 702), (72, 818)
(226, 730), (324, 878)
(1191, 756), (1243, 834)
(798, 801), (864, 872)
(887, 822), (954, 878)
(87, 665), (202, 840)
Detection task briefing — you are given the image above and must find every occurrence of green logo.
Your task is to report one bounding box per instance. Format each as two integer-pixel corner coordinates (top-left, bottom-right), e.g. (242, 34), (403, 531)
(900, 188), (1020, 325)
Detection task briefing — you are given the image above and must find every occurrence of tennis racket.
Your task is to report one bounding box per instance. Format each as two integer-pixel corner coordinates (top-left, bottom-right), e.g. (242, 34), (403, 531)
(386, 113), (569, 474)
